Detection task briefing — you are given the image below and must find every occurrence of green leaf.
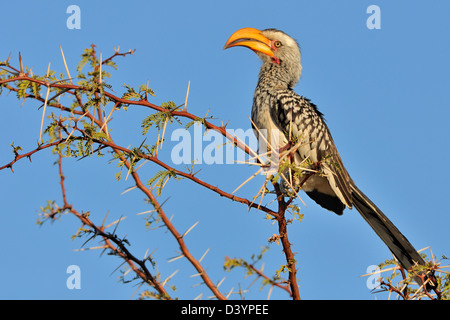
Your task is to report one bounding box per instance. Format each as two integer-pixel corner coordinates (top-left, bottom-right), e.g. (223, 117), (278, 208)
(147, 169), (181, 196)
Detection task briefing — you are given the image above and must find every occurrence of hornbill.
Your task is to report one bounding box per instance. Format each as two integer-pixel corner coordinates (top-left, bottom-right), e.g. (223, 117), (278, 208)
(224, 27), (433, 287)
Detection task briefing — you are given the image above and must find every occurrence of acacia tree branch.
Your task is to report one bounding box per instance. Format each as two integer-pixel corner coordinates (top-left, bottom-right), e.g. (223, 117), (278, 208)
(0, 75), (253, 154)
(0, 122), (269, 299)
(247, 263), (292, 296)
(1, 84), (227, 299)
(0, 139), (66, 172)
(56, 151), (171, 299)
(274, 182), (301, 300)
(109, 144), (227, 300)
(3, 75), (279, 218)
(73, 46), (229, 299)
(1, 53), (301, 300)
(90, 137), (278, 218)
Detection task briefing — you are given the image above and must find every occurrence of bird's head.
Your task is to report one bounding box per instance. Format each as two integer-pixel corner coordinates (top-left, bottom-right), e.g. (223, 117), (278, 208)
(224, 28), (302, 87)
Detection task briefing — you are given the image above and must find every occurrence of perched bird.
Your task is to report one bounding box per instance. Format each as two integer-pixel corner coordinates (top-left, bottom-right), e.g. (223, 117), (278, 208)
(224, 27), (432, 286)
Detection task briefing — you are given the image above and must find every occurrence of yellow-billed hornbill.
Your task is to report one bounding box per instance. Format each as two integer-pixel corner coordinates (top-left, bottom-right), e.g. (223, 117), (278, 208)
(224, 27), (432, 286)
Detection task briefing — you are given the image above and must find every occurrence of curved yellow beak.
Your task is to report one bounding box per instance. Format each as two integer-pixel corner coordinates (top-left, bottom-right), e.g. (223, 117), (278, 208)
(223, 27), (274, 57)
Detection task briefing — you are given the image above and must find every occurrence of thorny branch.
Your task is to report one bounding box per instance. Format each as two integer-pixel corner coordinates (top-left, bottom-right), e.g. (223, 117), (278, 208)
(248, 263), (292, 296)
(0, 46), (331, 300)
(4, 45), (448, 300)
(364, 256), (446, 300)
(56, 151), (171, 299)
(273, 183), (300, 300)
(108, 141), (227, 300)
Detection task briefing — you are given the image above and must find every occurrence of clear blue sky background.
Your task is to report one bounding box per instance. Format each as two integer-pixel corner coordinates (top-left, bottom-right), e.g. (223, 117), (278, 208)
(1, 1), (449, 300)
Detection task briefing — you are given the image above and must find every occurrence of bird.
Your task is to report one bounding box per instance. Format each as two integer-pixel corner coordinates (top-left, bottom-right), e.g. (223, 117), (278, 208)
(224, 27), (434, 288)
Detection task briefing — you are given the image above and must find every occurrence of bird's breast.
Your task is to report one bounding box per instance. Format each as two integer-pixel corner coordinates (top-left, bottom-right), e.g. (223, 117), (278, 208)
(251, 89), (289, 151)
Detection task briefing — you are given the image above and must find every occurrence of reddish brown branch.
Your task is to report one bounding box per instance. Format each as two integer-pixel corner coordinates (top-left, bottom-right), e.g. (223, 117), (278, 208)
(247, 263), (292, 296)
(2, 66), (301, 300)
(56, 152), (171, 299)
(98, 46), (135, 70)
(379, 280), (407, 299)
(0, 75), (253, 155)
(109, 143), (227, 300)
(0, 139), (66, 172)
(91, 138), (278, 218)
(274, 183), (301, 300)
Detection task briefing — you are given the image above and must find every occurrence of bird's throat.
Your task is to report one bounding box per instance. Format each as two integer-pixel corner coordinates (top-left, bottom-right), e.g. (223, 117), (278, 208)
(258, 63), (297, 90)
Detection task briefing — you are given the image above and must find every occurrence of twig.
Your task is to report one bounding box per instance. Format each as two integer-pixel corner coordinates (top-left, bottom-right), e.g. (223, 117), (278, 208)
(247, 263), (292, 297)
(56, 152), (170, 299)
(110, 144), (227, 300)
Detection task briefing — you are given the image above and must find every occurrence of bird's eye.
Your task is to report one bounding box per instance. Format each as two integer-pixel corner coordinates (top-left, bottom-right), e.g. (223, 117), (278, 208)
(273, 41), (282, 48)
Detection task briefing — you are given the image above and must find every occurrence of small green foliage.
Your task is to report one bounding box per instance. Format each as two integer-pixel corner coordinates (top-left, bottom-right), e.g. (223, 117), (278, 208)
(139, 290), (172, 300)
(70, 225), (93, 241)
(147, 169), (181, 196)
(76, 47), (115, 84)
(184, 118), (202, 130)
(275, 264), (291, 278)
(185, 113), (214, 131)
(140, 104), (183, 155)
(138, 84), (155, 98)
(144, 210), (163, 230)
(369, 251), (450, 300)
(122, 83), (156, 101)
(223, 256), (245, 272)
(160, 101), (178, 111)
(224, 247), (288, 294)
(10, 142), (22, 156)
(77, 47), (97, 74)
(15, 79), (30, 100)
(224, 247), (269, 273)
(82, 122), (108, 141)
(440, 269), (450, 300)
(141, 111), (172, 135)
(288, 203), (304, 222)
(122, 83), (141, 100)
(36, 200), (68, 225)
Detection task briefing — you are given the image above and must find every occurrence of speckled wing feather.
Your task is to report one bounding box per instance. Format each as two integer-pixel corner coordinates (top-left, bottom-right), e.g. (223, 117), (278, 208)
(268, 89), (353, 212)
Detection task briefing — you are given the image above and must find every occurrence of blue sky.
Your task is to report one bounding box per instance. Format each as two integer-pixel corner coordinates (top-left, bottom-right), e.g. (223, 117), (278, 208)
(1, 1), (449, 300)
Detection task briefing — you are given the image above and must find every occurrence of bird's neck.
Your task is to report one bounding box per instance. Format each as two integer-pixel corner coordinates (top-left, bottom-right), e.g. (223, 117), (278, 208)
(257, 62), (299, 90)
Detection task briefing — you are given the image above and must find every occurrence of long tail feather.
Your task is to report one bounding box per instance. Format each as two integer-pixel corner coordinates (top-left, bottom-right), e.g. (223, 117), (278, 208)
(350, 182), (435, 288)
